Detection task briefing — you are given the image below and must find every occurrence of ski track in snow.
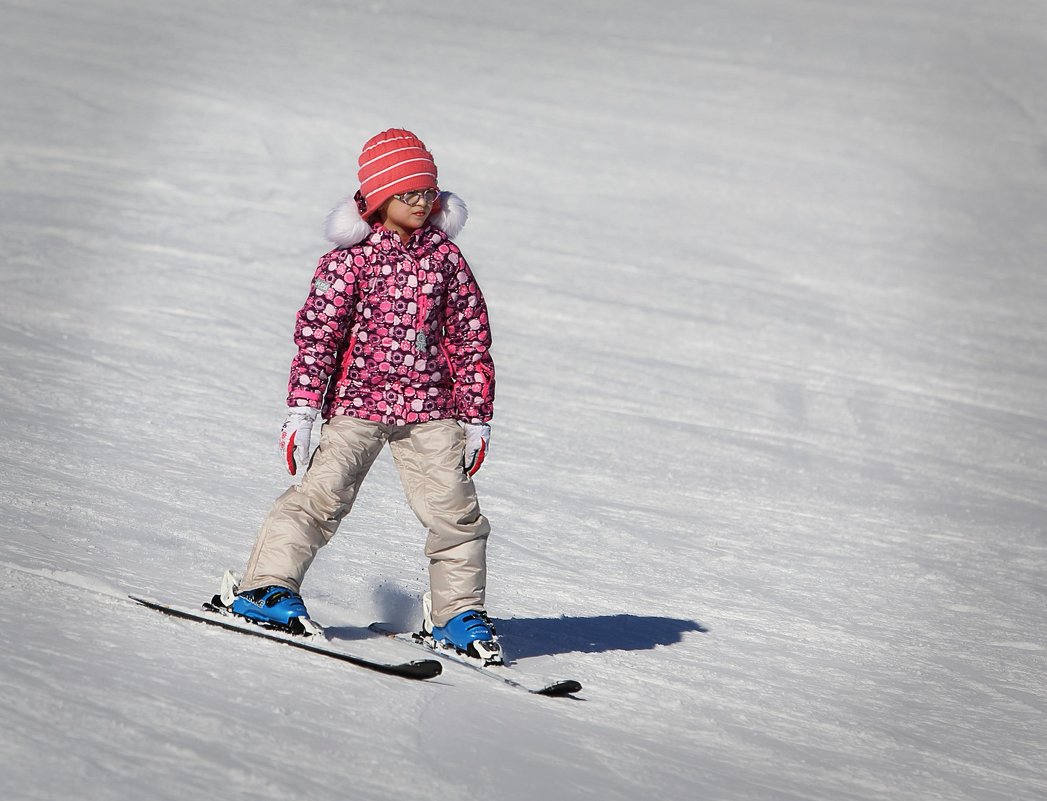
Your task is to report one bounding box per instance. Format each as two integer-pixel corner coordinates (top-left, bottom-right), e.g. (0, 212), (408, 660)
(1, 1), (1046, 800)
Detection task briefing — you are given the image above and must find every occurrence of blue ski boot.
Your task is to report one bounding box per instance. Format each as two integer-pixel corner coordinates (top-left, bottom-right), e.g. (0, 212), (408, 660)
(424, 593), (503, 665)
(229, 585), (315, 634)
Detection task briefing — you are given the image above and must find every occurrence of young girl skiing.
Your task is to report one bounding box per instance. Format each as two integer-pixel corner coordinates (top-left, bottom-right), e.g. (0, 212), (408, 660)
(226, 129), (500, 663)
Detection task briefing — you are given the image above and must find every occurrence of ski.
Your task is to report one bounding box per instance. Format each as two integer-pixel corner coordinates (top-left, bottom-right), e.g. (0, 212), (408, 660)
(368, 622), (582, 697)
(130, 596), (442, 681)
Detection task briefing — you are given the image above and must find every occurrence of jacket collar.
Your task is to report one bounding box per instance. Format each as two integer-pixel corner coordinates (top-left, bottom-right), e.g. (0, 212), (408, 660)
(324, 191), (468, 248)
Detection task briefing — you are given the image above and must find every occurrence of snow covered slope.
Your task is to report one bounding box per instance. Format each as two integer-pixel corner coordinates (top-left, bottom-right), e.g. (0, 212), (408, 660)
(1, 1), (1045, 799)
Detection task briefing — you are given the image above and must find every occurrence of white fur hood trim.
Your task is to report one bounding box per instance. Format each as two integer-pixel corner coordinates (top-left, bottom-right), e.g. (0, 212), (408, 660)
(323, 191), (468, 247)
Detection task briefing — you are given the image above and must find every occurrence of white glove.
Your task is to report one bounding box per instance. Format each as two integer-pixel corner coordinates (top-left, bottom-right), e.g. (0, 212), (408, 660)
(461, 422), (491, 476)
(280, 406), (320, 476)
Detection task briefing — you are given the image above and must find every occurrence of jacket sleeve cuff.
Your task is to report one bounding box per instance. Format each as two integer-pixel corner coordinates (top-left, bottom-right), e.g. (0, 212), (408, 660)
(289, 388), (322, 406)
(455, 400), (493, 424)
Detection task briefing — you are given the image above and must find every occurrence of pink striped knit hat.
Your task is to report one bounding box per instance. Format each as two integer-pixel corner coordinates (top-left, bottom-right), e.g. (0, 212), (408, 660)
(357, 129), (439, 221)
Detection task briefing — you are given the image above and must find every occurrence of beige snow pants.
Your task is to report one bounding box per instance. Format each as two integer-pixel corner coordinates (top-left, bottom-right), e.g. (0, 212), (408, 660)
(240, 416), (490, 627)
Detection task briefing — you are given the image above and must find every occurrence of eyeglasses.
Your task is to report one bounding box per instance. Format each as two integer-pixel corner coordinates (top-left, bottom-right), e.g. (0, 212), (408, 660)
(393, 188), (439, 207)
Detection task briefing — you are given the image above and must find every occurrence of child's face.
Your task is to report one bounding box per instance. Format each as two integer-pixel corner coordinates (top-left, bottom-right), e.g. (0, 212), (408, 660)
(380, 189), (437, 237)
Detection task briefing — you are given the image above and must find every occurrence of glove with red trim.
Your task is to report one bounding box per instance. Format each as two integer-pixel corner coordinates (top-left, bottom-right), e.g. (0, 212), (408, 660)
(461, 422), (491, 476)
(280, 406), (320, 476)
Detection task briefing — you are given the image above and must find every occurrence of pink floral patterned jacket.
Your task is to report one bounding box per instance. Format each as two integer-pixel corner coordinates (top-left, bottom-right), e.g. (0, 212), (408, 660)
(286, 193), (494, 426)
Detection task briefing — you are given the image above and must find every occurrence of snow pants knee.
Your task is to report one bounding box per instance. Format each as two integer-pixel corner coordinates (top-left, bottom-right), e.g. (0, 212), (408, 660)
(240, 416), (490, 626)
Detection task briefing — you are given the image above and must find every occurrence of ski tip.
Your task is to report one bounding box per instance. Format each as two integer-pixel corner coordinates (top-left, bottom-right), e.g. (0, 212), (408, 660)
(406, 659), (443, 680)
(534, 679), (583, 697)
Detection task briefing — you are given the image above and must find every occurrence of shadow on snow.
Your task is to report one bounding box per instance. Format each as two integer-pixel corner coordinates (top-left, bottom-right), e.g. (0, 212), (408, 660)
(330, 584), (711, 658)
(494, 614), (708, 659)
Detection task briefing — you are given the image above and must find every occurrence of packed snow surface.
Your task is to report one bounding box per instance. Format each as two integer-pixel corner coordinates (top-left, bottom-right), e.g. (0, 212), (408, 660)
(1, 1), (1045, 799)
